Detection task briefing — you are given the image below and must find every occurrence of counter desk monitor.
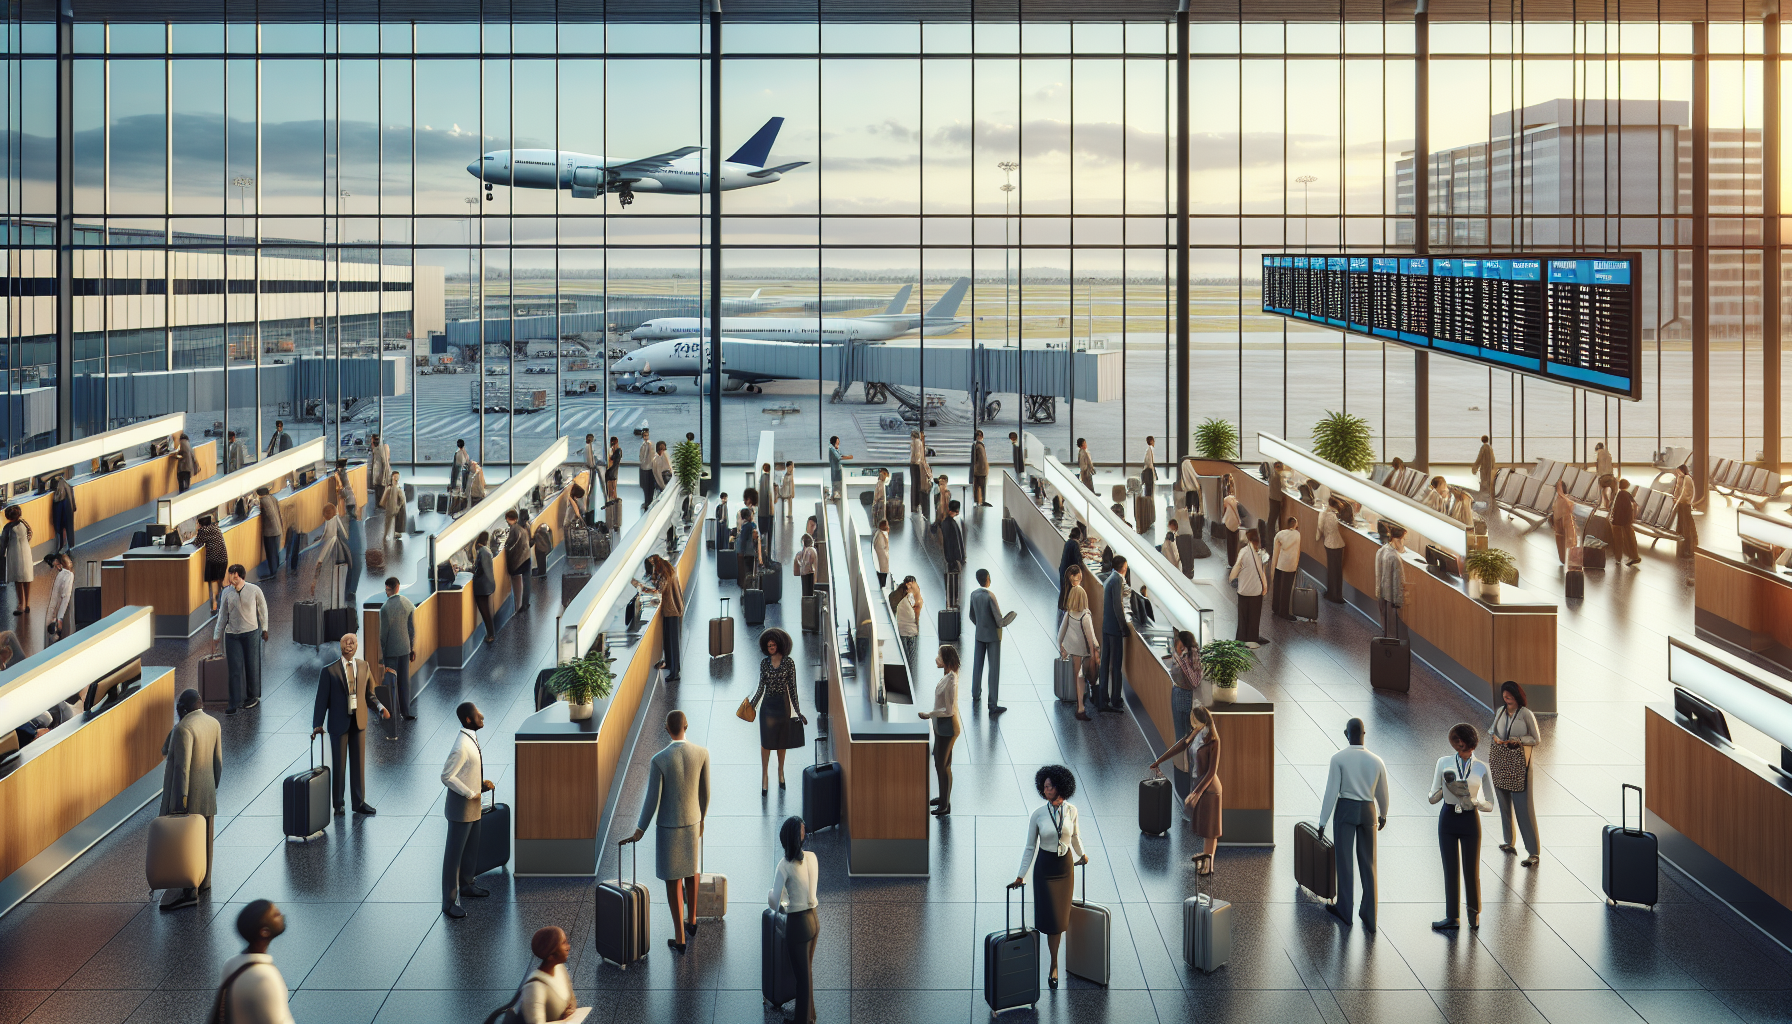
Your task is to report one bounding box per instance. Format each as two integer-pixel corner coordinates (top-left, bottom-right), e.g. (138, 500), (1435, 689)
(1262, 253), (1643, 401)
(1674, 686), (1732, 742)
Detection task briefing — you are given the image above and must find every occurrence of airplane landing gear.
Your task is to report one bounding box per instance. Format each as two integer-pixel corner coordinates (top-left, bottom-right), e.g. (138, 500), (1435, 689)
(1023, 394), (1056, 423)
(618, 189), (636, 208)
(484, 183), (493, 201)
(864, 383), (889, 405)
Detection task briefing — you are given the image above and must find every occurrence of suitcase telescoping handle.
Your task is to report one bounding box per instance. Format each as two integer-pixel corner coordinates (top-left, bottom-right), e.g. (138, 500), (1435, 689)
(1004, 880), (1027, 935)
(1620, 783), (1645, 835)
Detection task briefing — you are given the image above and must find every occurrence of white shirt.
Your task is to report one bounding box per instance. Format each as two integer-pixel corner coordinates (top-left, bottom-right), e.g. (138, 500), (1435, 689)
(1162, 531), (1181, 569)
(769, 850), (820, 913)
(638, 440), (654, 469)
(930, 669), (959, 720)
(216, 581), (270, 638)
(47, 567), (73, 622)
(1429, 754), (1493, 813)
(219, 953), (296, 1024)
(340, 658), (360, 710)
(1229, 545), (1269, 597)
(894, 592), (919, 637)
(1143, 444), (1157, 474)
(514, 964), (574, 1024)
(873, 530), (889, 571)
(795, 546), (818, 576)
(441, 728), (482, 799)
(1318, 743), (1391, 825)
(1318, 508), (1345, 549)
(1017, 801), (1086, 878)
(1272, 528), (1301, 572)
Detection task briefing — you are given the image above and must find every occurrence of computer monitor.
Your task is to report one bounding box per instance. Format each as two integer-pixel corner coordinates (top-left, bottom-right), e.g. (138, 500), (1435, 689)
(1674, 686), (1732, 741)
(1425, 544), (1460, 578)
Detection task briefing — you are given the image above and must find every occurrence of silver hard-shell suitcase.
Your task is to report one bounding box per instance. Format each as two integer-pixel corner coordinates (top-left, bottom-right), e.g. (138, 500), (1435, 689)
(1183, 872), (1232, 973)
(1066, 867), (1111, 985)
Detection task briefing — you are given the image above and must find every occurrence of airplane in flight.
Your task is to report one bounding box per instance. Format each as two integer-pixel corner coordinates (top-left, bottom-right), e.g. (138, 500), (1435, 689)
(466, 117), (806, 207)
(631, 278), (970, 343)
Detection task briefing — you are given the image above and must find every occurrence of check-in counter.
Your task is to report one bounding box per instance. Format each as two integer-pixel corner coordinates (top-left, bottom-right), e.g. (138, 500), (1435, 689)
(513, 485), (697, 875)
(832, 500), (931, 876)
(10, 441), (217, 558)
(1645, 636), (1792, 948)
(0, 608), (168, 915)
(1695, 510), (1792, 676)
(119, 458), (363, 637)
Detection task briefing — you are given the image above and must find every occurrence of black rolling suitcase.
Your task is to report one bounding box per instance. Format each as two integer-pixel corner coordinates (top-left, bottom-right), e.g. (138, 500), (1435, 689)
(1294, 821), (1337, 901)
(1565, 567), (1585, 600)
(983, 883), (1040, 1015)
(717, 547), (738, 582)
(283, 736), (332, 841)
(596, 841), (651, 968)
(803, 739), (842, 832)
(1140, 774), (1173, 836)
(1368, 636), (1410, 692)
(1602, 783), (1659, 907)
(743, 573), (767, 626)
(1002, 516), (1019, 544)
(474, 790), (510, 875)
(286, 527), (303, 570)
(759, 558), (784, 604)
(74, 560), (103, 629)
(293, 599), (325, 647)
(801, 594), (821, 633)
(1053, 658), (1077, 702)
(938, 606), (961, 642)
(762, 909), (799, 1010)
(198, 654), (230, 709)
(324, 606), (356, 643)
(1290, 586), (1319, 622)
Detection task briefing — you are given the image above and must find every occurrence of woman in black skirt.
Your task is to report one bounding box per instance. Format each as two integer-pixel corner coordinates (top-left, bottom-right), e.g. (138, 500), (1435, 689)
(1010, 764), (1088, 989)
(751, 627), (807, 792)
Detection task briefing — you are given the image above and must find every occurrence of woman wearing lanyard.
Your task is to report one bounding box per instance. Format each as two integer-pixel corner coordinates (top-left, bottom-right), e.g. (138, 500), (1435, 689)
(1428, 723), (1493, 930)
(1488, 680), (1542, 867)
(1010, 765), (1088, 990)
(768, 815), (820, 1024)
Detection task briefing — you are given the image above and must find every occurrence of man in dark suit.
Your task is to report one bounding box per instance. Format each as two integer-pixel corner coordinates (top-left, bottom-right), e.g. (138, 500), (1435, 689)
(940, 500), (967, 608)
(965, 568), (1017, 714)
(1098, 555), (1131, 713)
(311, 632), (389, 815)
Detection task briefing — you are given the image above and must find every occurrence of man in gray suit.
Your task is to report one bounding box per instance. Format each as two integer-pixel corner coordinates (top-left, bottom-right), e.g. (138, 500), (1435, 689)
(1097, 555), (1131, 714)
(378, 577), (417, 721)
(623, 710), (711, 953)
(160, 687), (222, 910)
(965, 568), (1017, 714)
(440, 701), (494, 919)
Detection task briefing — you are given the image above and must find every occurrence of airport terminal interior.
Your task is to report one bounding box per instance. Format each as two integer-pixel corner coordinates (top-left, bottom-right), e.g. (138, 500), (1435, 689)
(4, 0), (1792, 1022)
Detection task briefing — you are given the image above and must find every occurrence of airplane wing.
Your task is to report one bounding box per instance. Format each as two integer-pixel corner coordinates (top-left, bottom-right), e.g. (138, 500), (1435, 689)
(604, 146), (703, 176)
(747, 161), (809, 179)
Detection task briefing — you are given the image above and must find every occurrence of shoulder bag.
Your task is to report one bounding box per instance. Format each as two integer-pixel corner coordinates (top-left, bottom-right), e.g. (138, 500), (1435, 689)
(736, 696), (757, 723)
(1486, 709), (1529, 792)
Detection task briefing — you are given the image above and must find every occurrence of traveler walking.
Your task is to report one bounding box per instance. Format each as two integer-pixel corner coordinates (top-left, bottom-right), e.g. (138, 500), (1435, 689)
(215, 565), (269, 714)
(440, 701), (494, 919)
(1317, 717), (1390, 932)
(622, 709), (711, 952)
(1009, 765), (1088, 990)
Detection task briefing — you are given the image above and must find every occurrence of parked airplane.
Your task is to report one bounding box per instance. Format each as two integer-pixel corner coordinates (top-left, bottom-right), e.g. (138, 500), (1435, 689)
(630, 278), (970, 343)
(466, 117), (806, 207)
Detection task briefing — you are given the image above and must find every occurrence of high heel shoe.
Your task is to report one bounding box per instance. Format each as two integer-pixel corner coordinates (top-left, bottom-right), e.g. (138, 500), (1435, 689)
(778, 773), (787, 790)
(1048, 969), (1058, 989)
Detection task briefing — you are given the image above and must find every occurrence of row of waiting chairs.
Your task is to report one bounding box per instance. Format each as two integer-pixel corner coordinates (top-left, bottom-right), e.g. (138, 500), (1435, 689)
(1491, 458), (1682, 544)
(1706, 455), (1792, 510)
(1376, 466), (1434, 502)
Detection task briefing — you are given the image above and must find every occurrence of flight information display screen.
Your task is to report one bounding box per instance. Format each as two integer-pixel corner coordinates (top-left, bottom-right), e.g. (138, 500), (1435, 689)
(1261, 253), (1641, 400)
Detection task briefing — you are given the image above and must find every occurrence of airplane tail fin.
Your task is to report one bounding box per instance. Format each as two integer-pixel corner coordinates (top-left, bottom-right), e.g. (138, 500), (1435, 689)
(727, 117), (785, 168)
(750, 288), (762, 300)
(881, 284), (913, 316)
(924, 277), (972, 318)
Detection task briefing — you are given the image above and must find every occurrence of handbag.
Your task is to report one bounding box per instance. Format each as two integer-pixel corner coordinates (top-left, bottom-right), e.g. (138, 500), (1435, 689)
(1487, 710), (1529, 792)
(735, 696), (757, 723)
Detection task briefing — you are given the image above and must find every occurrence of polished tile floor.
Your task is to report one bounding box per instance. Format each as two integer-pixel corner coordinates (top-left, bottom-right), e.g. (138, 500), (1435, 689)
(0, 471), (1788, 1024)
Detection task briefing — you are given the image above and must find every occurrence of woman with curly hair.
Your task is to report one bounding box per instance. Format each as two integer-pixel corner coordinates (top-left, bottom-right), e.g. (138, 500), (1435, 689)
(1010, 764), (1088, 989)
(749, 628), (807, 792)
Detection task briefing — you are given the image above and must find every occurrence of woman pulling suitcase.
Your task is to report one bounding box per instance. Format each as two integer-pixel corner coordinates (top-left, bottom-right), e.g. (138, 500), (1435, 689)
(1010, 765), (1088, 990)
(1148, 705), (1223, 874)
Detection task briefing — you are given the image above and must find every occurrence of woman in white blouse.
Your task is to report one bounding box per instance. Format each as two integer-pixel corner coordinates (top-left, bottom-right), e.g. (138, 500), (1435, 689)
(1229, 527), (1271, 646)
(893, 577), (922, 669)
(873, 519), (891, 588)
(510, 925), (577, 1023)
(917, 645), (960, 816)
(1428, 723), (1493, 931)
(768, 815), (820, 1024)
(1010, 765), (1088, 990)
(1056, 585), (1099, 721)
(779, 460), (797, 520)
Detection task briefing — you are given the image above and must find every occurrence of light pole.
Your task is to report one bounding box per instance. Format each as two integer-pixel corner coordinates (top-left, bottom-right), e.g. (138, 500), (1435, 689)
(1295, 174), (1317, 251)
(232, 176), (253, 242)
(999, 161), (1018, 349)
(464, 197), (480, 321)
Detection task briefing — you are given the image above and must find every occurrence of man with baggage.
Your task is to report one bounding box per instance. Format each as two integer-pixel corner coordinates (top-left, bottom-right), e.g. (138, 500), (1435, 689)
(379, 577), (418, 720)
(1097, 556), (1131, 713)
(940, 501), (967, 608)
(1271, 516), (1303, 620)
(736, 508), (760, 587)
(310, 633), (388, 816)
(214, 565), (269, 715)
(158, 687), (221, 910)
(1374, 524), (1409, 641)
(622, 710), (711, 953)
(440, 701), (493, 919)
(966, 568), (1017, 714)
(1316, 718), (1390, 932)
(215, 900), (297, 1023)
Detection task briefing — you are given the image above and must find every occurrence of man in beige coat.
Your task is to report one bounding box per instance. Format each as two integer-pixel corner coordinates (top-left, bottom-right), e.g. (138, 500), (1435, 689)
(971, 429), (991, 506)
(623, 710), (710, 952)
(311, 633), (388, 815)
(1472, 435), (1497, 499)
(159, 687), (222, 910)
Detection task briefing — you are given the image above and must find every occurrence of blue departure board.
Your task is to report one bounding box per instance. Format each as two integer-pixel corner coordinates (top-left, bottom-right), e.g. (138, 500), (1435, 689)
(1259, 252), (1641, 400)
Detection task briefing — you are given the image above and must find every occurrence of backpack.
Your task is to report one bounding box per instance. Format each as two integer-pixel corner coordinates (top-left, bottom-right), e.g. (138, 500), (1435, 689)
(205, 961), (260, 1024)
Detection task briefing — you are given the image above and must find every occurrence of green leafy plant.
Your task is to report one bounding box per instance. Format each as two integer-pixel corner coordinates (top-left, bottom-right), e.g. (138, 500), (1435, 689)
(548, 647), (615, 707)
(672, 439), (703, 495)
(1464, 547), (1518, 586)
(1199, 639), (1258, 689)
(1310, 410), (1376, 474)
(1193, 418), (1240, 461)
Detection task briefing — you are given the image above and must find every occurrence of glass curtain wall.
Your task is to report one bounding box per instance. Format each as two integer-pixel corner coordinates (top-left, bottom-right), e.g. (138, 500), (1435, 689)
(2, 12), (1786, 474)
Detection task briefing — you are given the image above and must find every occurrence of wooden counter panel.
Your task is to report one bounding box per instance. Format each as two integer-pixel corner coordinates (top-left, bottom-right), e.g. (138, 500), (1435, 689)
(0, 668), (173, 879)
(515, 741), (601, 841)
(1211, 710), (1275, 810)
(11, 442), (219, 544)
(845, 742), (930, 841)
(122, 555), (207, 619)
(1125, 630), (1176, 765)
(1402, 569), (1494, 675)
(439, 584), (475, 649)
(1646, 708), (1792, 910)
(1490, 613), (1557, 701)
(1695, 553), (1792, 652)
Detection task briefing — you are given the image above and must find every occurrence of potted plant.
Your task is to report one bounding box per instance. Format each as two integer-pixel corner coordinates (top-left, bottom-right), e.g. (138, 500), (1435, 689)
(547, 647), (615, 721)
(1309, 410), (1376, 473)
(672, 439), (703, 521)
(1463, 547), (1517, 600)
(1193, 418), (1240, 461)
(1199, 638), (1258, 704)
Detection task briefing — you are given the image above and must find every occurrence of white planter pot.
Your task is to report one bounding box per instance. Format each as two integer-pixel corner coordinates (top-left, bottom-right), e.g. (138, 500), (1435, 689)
(567, 699), (595, 721)
(1470, 578), (1500, 601)
(1213, 684), (1239, 704)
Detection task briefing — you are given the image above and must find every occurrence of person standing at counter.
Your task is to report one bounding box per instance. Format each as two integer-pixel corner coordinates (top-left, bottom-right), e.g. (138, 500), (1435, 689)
(750, 628), (807, 792)
(3, 506), (32, 615)
(635, 554), (684, 683)
(379, 577), (417, 720)
(941, 501), (967, 608)
(779, 459), (797, 520)
(311, 504), (351, 609)
(1473, 435), (1497, 499)
(440, 701), (493, 920)
(1057, 582), (1099, 722)
(256, 487), (283, 581)
(1010, 765), (1088, 991)
(623, 709), (711, 953)
(793, 533), (817, 598)
(917, 645), (961, 816)
(194, 514), (228, 613)
(226, 429), (249, 475)
(158, 687), (221, 910)
(1221, 493), (1242, 568)
(49, 472), (76, 554)
(1057, 523), (1086, 619)
(45, 553), (73, 644)
(971, 430), (990, 506)
(1610, 480), (1642, 567)
(1317, 717), (1390, 932)
(379, 471), (406, 542)
(1374, 524), (1409, 642)
(768, 816), (821, 1024)
(175, 431), (198, 493)
(1270, 515), (1302, 621)
(736, 508), (760, 587)
(1489, 680), (1542, 867)
(1267, 461), (1290, 532)
(1009, 430), (1023, 480)
(1098, 556), (1131, 712)
(1141, 435), (1158, 497)
(873, 518), (890, 588)
(503, 510), (533, 614)
(894, 577), (922, 670)
(1229, 528), (1270, 647)
(1550, 481), (1578, 564)
(1319, 497), (1347, 604)
(471, 532), (498, 646)
(1428, 723), (1493, 931)
(1149, 705), (1221, 874)
(1077, 437), (1095, 493)
(311, 633), (387, 815)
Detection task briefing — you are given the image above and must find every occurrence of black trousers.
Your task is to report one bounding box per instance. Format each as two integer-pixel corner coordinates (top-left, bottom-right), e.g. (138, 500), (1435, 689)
(261, 535), (281, 577)
(475, 593), (496, 640)
(1141, 471), (1155, 497)
(932, 728), (958, 808)
(1272, 568), (1296, 618)
(443, 816), (484, 908)
(759, 515), (774, 558)
(1325, 546), (1345, 602)
(973, 474), (988, 504)
(329, 726), (367, 808)
(662, 615), (682, 678)
(1236, 593), (1264, 642)
(1226, 528), (1239, 566)
(784, 908), (819, 1024)
(801, 574), (814, 597)
(177, 471), (192, 493)
(910, 464), (923, 509)
(383, 655), (412, 716)
(1439, 805), (1482, 920)
(1099, 631), (1126, 708)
